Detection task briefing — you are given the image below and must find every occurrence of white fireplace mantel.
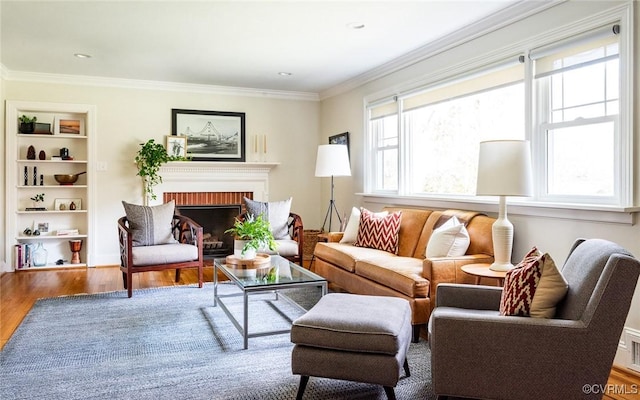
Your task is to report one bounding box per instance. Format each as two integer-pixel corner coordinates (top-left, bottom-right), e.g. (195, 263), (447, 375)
(152, 161), (280, 205)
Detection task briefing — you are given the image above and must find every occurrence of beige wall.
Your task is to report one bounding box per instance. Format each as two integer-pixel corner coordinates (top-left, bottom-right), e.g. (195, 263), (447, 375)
(319, 0), (640, 367)
(1, 81), (322, 266)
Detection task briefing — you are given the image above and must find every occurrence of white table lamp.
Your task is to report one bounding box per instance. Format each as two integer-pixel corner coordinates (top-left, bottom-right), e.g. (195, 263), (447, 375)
(315, 144), (351, 232)
(476, 140), (533, 271)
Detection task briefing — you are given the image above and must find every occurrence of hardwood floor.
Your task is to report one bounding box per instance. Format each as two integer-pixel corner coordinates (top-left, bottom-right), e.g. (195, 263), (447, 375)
(2, 265), (639, 400)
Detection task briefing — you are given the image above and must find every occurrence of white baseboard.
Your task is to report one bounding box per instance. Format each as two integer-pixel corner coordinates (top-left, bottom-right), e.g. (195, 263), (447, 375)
(616, 327), (640, 373)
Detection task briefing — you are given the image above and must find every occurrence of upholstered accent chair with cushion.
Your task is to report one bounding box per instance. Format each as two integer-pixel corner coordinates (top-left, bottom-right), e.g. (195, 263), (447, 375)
(118, 200), (203, 297)
(428, 238), (640, 400)
(238, 197), (304, 264)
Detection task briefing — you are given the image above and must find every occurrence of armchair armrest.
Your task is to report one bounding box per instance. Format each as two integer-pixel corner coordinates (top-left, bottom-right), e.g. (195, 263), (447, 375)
(173, 214), (204, 249)
(118, 216), (133, 268)
(435, 283), (502, 310)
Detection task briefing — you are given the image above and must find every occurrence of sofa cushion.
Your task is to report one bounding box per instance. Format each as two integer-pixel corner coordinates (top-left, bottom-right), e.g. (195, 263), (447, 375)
(244, 196), (292, 240)
(355, 256), (429, 298)
(500, 247), (568, 318)
(426, 216), (470, 257)
(340, 207), (388, 244)
(122, 200), (177, 247)
(132, 243), (198, 265)
(354, 209), (402, 254)
(314, 242), (391, 273)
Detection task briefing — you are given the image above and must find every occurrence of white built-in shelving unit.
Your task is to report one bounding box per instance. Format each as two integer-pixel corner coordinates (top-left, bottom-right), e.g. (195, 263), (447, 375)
(4, 101), (96, 271)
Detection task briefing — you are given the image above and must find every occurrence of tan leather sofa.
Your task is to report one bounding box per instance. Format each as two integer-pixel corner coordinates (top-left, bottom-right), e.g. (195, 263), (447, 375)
(313, 207), (496, 341)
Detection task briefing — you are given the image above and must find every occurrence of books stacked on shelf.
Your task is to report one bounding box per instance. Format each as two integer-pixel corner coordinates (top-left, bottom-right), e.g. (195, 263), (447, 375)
(56, 229), (79, 236)
(13, 243), (35, 269)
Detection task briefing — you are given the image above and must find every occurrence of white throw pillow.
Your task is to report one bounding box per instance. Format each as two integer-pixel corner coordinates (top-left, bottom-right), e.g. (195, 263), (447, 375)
(426, 216), (470, 257)
(340, 207), (388, 243)
(244, 197), (292, 240)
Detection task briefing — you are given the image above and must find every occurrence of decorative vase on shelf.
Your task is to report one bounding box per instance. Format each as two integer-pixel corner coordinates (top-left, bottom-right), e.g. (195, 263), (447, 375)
(32, 242), (48, 267)
(69, 240), (83, 264)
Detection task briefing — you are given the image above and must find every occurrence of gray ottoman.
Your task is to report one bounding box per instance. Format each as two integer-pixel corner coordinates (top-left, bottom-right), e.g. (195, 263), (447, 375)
(291, 293), (412, 400)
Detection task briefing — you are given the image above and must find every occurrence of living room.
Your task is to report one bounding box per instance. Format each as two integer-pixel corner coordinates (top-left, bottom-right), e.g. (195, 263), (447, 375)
(2, 0), (640, 398)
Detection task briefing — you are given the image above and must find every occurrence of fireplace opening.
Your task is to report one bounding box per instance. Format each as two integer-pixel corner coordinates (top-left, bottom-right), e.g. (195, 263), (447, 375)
(176, 205), (241, 258)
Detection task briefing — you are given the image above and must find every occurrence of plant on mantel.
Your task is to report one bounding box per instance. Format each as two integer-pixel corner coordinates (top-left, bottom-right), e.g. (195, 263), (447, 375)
(134, 139), (187, 204)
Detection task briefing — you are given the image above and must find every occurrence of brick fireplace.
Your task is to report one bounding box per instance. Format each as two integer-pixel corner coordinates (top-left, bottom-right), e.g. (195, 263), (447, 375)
(154, 161), (279, 257)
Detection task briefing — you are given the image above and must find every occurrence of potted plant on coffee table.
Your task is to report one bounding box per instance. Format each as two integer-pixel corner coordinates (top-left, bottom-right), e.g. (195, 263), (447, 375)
(225, 214), (277, 259)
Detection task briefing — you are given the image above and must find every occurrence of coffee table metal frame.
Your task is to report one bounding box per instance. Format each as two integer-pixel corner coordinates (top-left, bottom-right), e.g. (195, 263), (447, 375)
(214, 255), (327, 349)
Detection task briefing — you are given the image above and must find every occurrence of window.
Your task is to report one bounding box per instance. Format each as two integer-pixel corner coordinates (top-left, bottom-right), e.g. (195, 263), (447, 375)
(405, 76), (524, 196)
(368, 101), (399, 191)
(532, 25), (621, 203)
(366, 59), (525, 196)
(365, 21), (628, 208)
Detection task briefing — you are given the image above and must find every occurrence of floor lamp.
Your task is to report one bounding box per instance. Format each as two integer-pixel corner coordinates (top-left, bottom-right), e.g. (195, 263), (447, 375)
(476, 140), (533, 271)
(315, 144), (351, 232)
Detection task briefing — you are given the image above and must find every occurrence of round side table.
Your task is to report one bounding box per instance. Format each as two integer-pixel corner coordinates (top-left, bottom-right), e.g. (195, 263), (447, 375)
(461, 263), (507, 286)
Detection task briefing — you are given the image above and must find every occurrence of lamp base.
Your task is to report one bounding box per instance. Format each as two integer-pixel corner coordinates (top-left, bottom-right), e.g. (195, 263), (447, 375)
(489, 261), (514, 272)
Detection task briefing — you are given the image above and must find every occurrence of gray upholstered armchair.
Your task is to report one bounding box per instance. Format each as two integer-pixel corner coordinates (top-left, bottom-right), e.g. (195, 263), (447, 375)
(428, 238), (640, 400)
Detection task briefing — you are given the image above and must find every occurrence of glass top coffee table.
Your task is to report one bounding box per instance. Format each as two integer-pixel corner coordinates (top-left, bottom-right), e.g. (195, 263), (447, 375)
(213, 254), (327, 349)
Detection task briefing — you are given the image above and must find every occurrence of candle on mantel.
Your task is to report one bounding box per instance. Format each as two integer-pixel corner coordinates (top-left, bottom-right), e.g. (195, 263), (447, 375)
(263, 134), (267, 154)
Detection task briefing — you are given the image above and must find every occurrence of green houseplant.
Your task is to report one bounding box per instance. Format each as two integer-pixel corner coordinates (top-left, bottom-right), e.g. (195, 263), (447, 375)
(135, 139), (185, 203)
(19, 115), (37, 134)
(225, 214), (277, 259)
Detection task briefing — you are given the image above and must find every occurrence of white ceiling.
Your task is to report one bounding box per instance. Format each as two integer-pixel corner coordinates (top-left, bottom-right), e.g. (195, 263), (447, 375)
(1, 1), (528, 96)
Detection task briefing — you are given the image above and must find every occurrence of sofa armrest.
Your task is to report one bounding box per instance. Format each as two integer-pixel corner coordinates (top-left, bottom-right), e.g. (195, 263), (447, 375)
(324, 232), (344, 242)
(423, 254), (494, 311)
(423, 254), (494, 283)
(436, 283), (502, 309)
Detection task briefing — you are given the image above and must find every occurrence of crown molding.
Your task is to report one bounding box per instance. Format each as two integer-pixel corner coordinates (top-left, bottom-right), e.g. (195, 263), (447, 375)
(2, 69), (320, 102)
(319, 0), (563, 100)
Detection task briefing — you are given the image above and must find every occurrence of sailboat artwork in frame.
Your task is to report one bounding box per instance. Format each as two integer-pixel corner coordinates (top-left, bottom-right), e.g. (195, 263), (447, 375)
(171, 109), (246, 162)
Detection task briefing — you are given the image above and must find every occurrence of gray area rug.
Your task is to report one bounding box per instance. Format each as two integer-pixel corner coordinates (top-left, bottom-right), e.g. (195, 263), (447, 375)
(1, 283), (436, 399)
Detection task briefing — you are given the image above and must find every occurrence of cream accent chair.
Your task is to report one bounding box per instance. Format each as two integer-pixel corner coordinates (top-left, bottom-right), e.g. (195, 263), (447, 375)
(118, 214), (203, 298)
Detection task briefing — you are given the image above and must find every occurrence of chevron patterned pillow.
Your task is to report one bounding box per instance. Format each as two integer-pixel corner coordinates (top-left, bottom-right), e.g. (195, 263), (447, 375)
(500, 247), (568, 318)
(353, 208), (402, 254)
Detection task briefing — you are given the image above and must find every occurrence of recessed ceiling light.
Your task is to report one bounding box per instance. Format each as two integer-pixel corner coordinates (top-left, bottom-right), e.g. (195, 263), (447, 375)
(74, 53), (92, 59)
(346, 22), (365, 30)
(278, 72), (292, 76)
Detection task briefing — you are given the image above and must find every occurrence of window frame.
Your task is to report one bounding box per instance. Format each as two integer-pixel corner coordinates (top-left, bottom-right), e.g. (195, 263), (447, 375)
(362, 5), (635, 220)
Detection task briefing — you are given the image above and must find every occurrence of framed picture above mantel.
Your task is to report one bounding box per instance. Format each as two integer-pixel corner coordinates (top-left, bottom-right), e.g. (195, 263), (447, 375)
(171, 109), (246, 162)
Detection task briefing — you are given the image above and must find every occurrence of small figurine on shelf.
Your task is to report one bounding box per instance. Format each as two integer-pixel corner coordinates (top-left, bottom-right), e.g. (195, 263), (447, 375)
(27, 145), (36, 160)
(69, 201), (76, 211)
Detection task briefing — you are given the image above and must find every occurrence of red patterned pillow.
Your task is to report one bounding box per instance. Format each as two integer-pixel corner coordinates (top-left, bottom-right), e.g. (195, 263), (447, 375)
(354, 208), (402, 254)
(500, 247), (568, 318)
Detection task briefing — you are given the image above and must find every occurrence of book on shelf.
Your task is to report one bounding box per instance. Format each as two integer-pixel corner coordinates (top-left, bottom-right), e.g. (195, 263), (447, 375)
(56, 229), (79, 236)
(14, 243), (35, 269)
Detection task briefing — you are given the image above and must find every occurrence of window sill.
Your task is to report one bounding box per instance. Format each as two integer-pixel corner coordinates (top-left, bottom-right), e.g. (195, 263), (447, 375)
(358, 193), (640, 225)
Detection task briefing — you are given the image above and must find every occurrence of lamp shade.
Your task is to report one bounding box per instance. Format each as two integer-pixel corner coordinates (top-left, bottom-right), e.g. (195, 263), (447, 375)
(315, 144), (351, 177)
(476, 140), (533, 197)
